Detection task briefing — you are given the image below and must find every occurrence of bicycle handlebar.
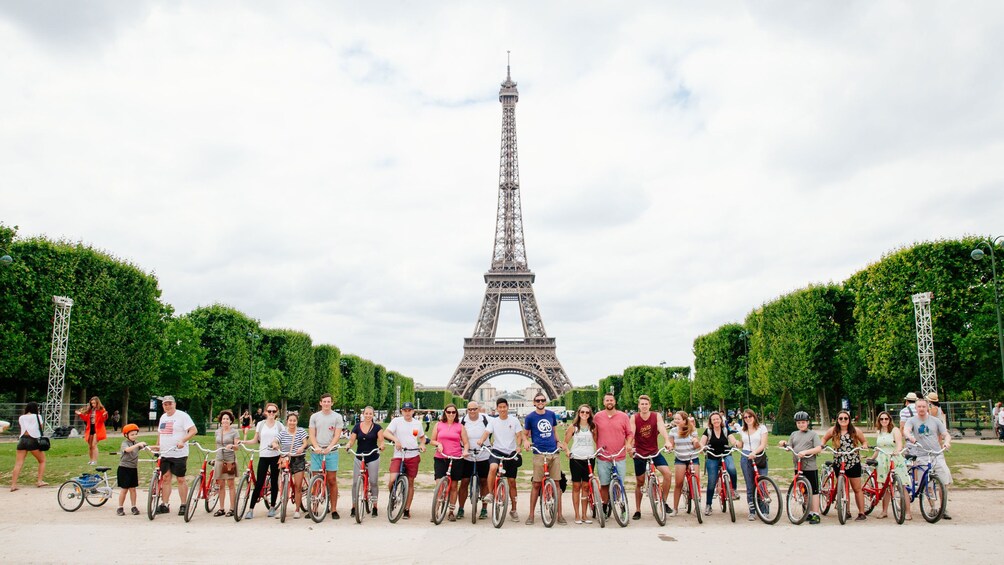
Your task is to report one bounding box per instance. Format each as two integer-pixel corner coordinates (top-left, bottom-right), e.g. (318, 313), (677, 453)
(633, 448), (670, 461)
(596, 446), (627, 459)
(348, 448), (380, 458)
(779, 445), (815, 459)
(490, 449), (521, 461)
(823, 446), (866, 456)
(190, 443), (228, 455)
(530, 447), (560, 456)
(705, 447), (740, 459)
(912, 446), (948, 456)
(871, 447), (902, 457)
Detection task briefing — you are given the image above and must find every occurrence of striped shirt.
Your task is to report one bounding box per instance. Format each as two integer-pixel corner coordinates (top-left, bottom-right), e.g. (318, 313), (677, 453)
(275, 427), (309, 454)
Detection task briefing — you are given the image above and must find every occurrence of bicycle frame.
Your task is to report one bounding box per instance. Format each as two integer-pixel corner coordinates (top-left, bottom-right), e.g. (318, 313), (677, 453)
(184, 443), (225, 522)
(597, 446), (630, 528)
(709, 447), (738, 523)
(671, 446), (705, 523)
(634, 447), (669, 525)
(821, 446), (865, 525)
(349, 448), (379, 523)
(432, 454), (464, 525)
(583, 453), (605, 528)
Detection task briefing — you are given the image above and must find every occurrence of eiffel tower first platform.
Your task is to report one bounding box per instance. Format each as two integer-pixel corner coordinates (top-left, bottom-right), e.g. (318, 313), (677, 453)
(447, 61), (572, 400)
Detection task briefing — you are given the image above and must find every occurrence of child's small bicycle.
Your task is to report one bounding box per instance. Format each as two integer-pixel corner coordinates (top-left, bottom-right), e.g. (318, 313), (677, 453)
(57, 467), (114, 512)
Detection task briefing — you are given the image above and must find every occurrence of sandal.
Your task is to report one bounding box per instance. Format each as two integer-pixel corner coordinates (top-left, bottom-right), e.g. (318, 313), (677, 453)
(9, 487), (18, 492)
(225, 510), (234, 518)
(214, 509), (226, 517)
(876, 513), (888, 519)
(36, 482), (49, 488)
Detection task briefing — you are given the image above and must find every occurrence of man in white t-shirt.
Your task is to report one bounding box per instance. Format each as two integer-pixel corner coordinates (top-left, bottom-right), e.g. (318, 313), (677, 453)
(458, 401), (491, 520)
(309, 393), (345, 519)
(155, 395), (197, 516)
(477, 397), (525, 522)
(381, 402), (425, 519)
(899, 392), (919, 435)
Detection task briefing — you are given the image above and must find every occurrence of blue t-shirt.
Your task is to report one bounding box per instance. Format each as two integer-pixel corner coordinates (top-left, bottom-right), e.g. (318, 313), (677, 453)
(525, 410), (558, 452)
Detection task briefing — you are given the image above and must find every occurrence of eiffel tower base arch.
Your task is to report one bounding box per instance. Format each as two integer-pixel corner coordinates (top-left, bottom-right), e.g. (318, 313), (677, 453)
(448, 338), (572, 400)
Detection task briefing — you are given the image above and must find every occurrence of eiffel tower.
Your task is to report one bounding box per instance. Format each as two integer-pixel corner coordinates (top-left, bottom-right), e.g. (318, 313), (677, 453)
(447, 60), (572, 400)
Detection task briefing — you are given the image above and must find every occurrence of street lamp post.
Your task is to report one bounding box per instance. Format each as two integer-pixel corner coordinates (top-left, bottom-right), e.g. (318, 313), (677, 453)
(247, 331), (260, 417)
(972, 236), (1004, 385)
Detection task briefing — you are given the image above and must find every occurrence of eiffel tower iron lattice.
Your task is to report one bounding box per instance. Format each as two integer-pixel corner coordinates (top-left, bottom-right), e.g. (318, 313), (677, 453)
(447, 61), (572, 400)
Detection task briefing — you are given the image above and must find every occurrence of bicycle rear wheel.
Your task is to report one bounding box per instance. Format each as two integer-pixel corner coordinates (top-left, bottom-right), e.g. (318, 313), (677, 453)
(648, 473), (666, 526)
(684, 477), (692, 515)
(919, 475), (946, 523)
(836, 477), (849, 525)
(85, 486), (111, 507)
(786, 476), (811, 525)
(891, 475), (907, 525)
(491, 480), (509, 529)
(353, 473), (367, 524)
(610, 479), (629, 527)
(57, 481), (84, 512)
(862, 472), (878, 515)
(722, 477), (736, 523)
(432, 477), (450, 525)
(234, 473), (251, 522)
(469, 475), (480, 524)
(184, 475), (202, 522)
(819, 468), (835, 515)
(690, 474), (703, 524)
(754, 476), (781, 525)
(147, 471), (161, 521)
(590, 477), (605, 528)
(279, 472), (289, 523)
(541, 479), (557, 528)
(308, 474), (329, 523)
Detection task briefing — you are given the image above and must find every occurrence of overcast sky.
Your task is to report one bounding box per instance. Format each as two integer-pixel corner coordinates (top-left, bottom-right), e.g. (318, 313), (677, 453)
(3, 2), (1003, 392)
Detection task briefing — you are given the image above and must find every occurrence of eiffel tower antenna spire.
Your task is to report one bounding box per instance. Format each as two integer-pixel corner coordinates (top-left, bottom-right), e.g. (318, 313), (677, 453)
(447, 60), (572, 400)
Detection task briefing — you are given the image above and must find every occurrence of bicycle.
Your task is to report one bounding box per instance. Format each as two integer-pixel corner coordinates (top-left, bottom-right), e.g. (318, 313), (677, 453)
(465, 446), (488, 524)
(583, 451), (605, 528)
(819, 445), (865, 525)
(348, 448), (380, 524)
(707, 447), (738, 523)
(903, 446), (947, 523)
(486, 449), (521, 529)
(744, 450), (782, 524)
(672, 446), (705, 524)
(530, 446), (561, 528)
(431, 454), (465, 525)
(306, 444), (342, 523)
(861, 447), (907, 524)
(57, 467), (114, 512)
(184, 443), (226, 522)
(634, 447), (670, 526)
(779, 445), (814, 525)
(234, 444), (272, 522)
(274, 448), (309, 523)
(142, 445), (182, 521)
(597, 446), (630, 528)
(387, 446), (422, 523)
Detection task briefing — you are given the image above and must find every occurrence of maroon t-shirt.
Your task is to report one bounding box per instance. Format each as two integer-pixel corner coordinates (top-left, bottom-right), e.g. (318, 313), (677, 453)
(633, 413), (659, 457)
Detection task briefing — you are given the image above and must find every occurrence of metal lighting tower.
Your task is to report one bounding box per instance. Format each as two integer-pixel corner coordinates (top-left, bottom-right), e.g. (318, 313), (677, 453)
(44, 296), (74, 433)
(911, 292), (938, 396)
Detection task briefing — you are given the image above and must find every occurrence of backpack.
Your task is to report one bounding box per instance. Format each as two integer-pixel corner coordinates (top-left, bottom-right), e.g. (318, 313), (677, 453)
(460, 414), (489, 427)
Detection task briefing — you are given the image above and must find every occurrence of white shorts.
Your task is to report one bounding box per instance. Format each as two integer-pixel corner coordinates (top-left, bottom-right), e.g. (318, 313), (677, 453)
(919, 455), (952, 486)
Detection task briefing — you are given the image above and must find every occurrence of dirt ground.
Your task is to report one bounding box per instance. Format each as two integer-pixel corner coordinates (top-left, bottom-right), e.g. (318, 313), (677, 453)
(2, 479), (1002, 564)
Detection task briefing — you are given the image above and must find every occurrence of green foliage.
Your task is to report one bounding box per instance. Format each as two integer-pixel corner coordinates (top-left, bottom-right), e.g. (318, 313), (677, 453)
(415, 389), (453, 410)
(185, 304), (261, 410)
(558, 387), (598, 411)
(596, 375), (622, 407)
(158, 315), (212, 400)
(773, 389), (796, 436)
(312, 345), (341, 402)
(261, 328), (314, 411)
(693, 323), (747, 410)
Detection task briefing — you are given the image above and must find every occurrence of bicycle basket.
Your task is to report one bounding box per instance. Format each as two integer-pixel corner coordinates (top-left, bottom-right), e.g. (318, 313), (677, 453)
(77, 474), (101, 489)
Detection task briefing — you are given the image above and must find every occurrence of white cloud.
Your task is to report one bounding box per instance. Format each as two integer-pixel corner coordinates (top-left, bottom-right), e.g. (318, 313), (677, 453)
(3, 2), (1003, 390)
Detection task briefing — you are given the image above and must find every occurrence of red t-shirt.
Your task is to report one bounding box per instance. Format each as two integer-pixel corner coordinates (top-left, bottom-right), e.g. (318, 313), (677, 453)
(594, 410), (631, 461)
(633, 412), (659, 457)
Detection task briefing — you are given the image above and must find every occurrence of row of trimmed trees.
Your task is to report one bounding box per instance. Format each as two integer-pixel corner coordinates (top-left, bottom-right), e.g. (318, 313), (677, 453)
(0, 224), (415, 424)
(693, 237), (1004, 424)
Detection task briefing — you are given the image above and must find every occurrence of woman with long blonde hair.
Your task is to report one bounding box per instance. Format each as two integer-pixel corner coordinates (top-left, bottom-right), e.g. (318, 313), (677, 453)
(666, 410), (700, 517)
(76, 396), (108, 465)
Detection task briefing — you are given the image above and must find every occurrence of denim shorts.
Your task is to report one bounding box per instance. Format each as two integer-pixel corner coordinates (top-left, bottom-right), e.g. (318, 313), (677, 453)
(595, 459), (626, 486)
(310, 450), (339, 472)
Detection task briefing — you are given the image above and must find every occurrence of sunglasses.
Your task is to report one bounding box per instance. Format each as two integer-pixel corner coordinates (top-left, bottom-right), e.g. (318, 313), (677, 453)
(579, 410), (591, 414)
(743, 416), (753, 420)
(878, 417), (890, 421)
(445, 410), (457, 414)
(266, 409), (277, 413)
(837, 417), (849, 421)
(534, 399), (546, 403)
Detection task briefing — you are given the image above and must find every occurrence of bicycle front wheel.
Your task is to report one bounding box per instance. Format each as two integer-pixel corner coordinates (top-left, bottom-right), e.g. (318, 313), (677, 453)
(754, 476), (782, 525)
(85, 485), (111, 507)
(147, 471), (162, 521)
(891, 475), (907, 525)
(590, 477), (605, 528)
(786, 476), (811, 525)
(836, 477), (849, 525)
(308, 474), (329, 523)
(469, 475), (480, 524)
(690, 473), (703, 524)
(648, 473), (666, 526)
(234, 473), (251, 522)
(862, 472), (878, 515)
(353, 473), (367, 524)
(491, 479), (509, 529)
(57, 481), (84, 512)
(541, 478), (558, 528)
(919, 474), (946, 523)
(432, 477), (450, 525)
(184, 475), (202, 522)
(819, 468), (835, 516)
(205, 472), (219, 513)
(722, 477), (736, 523)
(279, 472), (289, 524)
(610, 479), (629, 527)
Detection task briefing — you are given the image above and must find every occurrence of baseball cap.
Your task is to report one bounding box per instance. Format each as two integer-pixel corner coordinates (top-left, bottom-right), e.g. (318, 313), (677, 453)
(401, 402), (415, 410)
(161, 395), (176, 404)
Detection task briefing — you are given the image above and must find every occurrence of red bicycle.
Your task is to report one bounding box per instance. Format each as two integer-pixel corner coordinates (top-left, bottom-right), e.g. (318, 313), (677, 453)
(306, 444), (342, 523)
(142, 445), (182, 521)
(779, 445), (814, 525)
(745, 451), (782, 524)
(819, 445), (866, 525)
(530, 447), (561, 528)
(582, 451), (605, 528)
(431, 454), (465, 525)
(634, 447), (670, 526)
(184, 444), (226, 522)
(708, 447), (738, 523)
(234, 444), (272, 522)
(673, 446), (705, 524)
(861, 447), (907, 524)
(349, 448), (379, 524)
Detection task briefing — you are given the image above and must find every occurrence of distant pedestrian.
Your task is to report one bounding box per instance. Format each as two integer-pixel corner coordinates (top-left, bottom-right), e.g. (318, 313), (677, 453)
(11, 401), (47, 491)
(76, 396), (108, 465)
(110, 411), (121, 432)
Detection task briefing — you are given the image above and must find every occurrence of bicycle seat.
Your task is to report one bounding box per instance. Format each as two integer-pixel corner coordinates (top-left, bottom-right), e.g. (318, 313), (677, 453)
(824, 461), (834, 467)
(905, 455), (918, 462)
(864, 459), (877, 467)
(96, 467), (111, 473)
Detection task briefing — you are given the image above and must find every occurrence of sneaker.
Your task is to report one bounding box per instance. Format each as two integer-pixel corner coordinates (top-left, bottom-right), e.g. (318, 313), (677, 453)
(525, 516), (534, 525)
(294, 510), (301, 519)
(350, 507), (357, 517)
(177, 505), (186, 516)
(456, 508), (465, 519)
(157, 504), (169, 515)
(748, 512), (756, 521)
(557, 516), (567, 525)
(131, 507), (140, 515)
(331, 511), (340, 520)
(632, 511), (642, 520)
(372, 507), (378, 517)
(942, 513), (952, 520)
(267, 508), (276, 518)
(603, 503), (611, 518)
(448, 511), (456, 522)
(704, 505), (712, 516)
(244, 510), (254, 520)
(479, 507), (488, 520)
(666, 506), (676, 517)
(733, 492), (741, 500)
(483, 493), (493, 504)
(510, 509), (519, 521)
(808, 513), (821, 525)
(116, 507), (125, 516)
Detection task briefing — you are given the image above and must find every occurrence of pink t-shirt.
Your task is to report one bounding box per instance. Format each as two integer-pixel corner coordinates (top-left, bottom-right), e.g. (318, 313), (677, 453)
(594, 410), (631, 461)
(434, 421), (464, 458)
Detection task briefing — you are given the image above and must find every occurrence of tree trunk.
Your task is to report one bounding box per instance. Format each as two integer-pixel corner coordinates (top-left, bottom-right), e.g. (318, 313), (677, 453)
(817, 388), (830, 428)
(78, 388), (87, 404)
(61, 384), (72, 428)
(281, 398), (288, 421)
(121, 386), (130, 425)
(16, 385), (26, 404)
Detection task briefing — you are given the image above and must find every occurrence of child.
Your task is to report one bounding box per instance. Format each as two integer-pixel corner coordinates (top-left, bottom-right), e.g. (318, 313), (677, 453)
(117, 424), (146, 516)
(778, 411), (823, 524)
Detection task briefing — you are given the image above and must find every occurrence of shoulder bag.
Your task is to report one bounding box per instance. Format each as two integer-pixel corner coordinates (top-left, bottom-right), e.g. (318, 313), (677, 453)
(35, 414), (51, 451)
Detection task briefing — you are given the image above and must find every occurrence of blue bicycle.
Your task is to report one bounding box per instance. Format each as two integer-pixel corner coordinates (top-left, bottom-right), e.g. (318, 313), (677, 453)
(598, 446), (630, 528)
(903, 446), (947, 523)
(465, 446), (488, 524)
